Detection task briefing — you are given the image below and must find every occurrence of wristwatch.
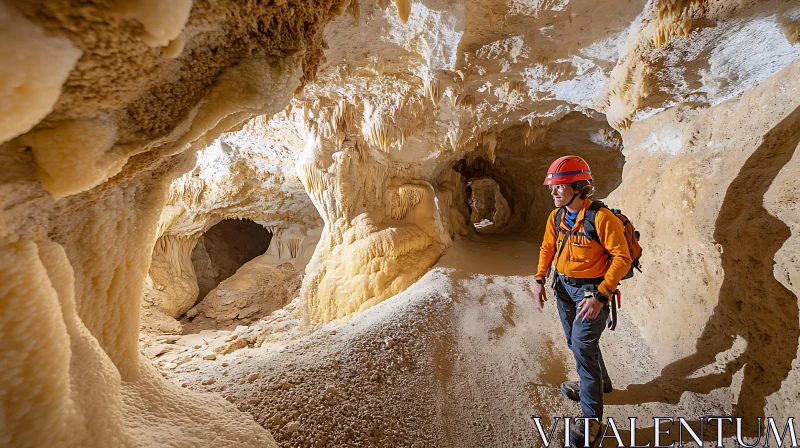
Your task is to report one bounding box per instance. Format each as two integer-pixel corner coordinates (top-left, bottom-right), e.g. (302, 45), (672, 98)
(593, 290), (609, 304)
(535, 279), (544, 285)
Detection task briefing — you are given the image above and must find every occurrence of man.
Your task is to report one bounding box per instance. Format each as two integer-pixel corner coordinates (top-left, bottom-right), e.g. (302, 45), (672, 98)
(532, 156), (632, 447)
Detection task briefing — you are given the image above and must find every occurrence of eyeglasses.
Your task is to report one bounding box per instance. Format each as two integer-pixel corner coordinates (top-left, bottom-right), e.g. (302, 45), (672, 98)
(548, 184), (570, 192)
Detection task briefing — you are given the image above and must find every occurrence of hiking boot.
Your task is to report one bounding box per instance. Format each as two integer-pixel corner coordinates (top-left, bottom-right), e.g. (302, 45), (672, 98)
(569, 415), (602, 448)
(559, 379), (613, 402)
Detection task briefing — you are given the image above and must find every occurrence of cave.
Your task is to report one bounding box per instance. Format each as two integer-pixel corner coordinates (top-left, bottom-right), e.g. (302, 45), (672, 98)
(2, 1), (800, 447)
(455, 113), (625, 235)
(467, 178), (502, 231)
(192, 219), (273, 300)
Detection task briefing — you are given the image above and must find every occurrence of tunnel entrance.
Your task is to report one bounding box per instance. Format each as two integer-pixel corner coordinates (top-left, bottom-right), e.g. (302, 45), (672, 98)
(191, 219), (273, 300)
(467, 178), (506, 232)
(455, 156), (519, 234)
(456, 112), (625, 237)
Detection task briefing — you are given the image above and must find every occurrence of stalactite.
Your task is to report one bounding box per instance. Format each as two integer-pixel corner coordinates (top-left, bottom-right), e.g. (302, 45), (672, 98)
(598, 55), (651, 130)
(477, 131), (498, 163)
(287, 238), (301, 258)
(361, 115), (405, 152)
(394, 0), (412, 23)
(504, 80), (525, 97)
(166, 174), (204, 207)
(446, 86), (461, 109)
(652, 0), (704, 47)
(456, 93), (477, 112)
(447, 127), (464, 152)
(424, 73), (444, 108)
(523, 119), (547, 145)
(348, 0), (360, 22)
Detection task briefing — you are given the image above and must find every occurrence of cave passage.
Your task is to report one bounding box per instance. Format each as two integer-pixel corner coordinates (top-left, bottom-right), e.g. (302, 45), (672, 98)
(467, 178), (503, 232)
(191, 219), (273, 300)
(455, 113), (626, 236)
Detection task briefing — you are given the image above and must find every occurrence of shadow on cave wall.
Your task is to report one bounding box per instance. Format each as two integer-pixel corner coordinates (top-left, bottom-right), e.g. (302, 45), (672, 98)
(605, 104), (800, 442)
(192, 219), (273, 300)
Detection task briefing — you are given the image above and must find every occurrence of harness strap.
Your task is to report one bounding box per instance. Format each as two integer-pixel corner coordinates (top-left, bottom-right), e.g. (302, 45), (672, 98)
(607, 292), (617, 331)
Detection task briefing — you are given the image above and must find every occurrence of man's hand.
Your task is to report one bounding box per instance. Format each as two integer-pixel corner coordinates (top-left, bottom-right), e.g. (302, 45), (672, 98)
(576, 296), (604, 321)
(533, 281), (547, 310)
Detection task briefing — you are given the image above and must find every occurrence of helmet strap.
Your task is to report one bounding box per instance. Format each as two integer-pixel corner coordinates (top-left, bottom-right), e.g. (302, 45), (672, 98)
(564, 192), (579, 207)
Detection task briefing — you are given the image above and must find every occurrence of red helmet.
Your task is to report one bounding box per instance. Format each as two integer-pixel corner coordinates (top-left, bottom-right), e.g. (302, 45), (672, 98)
(543, 156), (592, 185)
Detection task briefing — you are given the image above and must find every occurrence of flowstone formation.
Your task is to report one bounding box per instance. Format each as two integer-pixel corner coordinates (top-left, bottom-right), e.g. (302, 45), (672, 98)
(2, 0), (800, 447)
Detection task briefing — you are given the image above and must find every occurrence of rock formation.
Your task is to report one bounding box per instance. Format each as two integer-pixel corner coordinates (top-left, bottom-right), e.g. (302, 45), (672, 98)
(0, 0), (343, 446)
(142, 117), (323, 325)
(2, 0), (800, 446)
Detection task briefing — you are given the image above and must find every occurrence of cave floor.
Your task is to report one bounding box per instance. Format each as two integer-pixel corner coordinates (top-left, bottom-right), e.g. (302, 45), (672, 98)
(144, 234), (739, 447)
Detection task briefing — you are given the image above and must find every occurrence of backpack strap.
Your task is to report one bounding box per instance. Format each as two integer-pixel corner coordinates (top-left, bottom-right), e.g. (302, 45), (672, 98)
(553, 208), (569, 264)
(583, 200), (607, 244)
(548, 205), (604, 279)
(546, 208), (568, 279)
(555, 207), (565, 236)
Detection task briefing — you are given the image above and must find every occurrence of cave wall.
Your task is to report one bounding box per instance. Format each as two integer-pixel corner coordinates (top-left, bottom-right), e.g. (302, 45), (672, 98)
(1, 0), (800, 445)
(607, 59), (800, 424)
(0, 0), (345, 445)
(469, 178), (499, 224)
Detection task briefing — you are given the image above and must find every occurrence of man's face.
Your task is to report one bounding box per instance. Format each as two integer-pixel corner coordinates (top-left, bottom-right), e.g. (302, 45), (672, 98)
(550, 183), (575, 207)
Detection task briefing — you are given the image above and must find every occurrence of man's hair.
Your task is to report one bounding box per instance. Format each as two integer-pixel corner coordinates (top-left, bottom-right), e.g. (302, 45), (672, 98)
(572, 180), (595, 199)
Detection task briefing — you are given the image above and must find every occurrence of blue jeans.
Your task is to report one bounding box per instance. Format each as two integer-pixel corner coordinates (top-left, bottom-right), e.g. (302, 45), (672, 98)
(554, 273), (610, 419)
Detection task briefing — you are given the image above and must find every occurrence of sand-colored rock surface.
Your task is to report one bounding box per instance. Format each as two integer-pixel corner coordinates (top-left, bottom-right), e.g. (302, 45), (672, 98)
(1, 0), (344, 446)
(2, 0), (800, 447)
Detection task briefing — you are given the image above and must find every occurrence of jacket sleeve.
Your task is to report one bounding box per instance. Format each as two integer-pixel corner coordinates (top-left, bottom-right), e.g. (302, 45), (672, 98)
(596, 209), (633, 297)
(535, 210), (558, 281)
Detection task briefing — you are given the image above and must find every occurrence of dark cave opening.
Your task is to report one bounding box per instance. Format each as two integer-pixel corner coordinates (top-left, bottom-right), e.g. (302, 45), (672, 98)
(191, 219), (273, 300)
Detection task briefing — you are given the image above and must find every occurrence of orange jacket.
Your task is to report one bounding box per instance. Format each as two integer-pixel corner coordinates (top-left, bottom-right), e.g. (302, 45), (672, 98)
(535, 199), (632, 298)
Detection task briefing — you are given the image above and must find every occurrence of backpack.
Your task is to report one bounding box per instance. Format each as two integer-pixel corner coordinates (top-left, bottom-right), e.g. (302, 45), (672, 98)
(554, 200), (643, 280)
(550, 201), (642, 331)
